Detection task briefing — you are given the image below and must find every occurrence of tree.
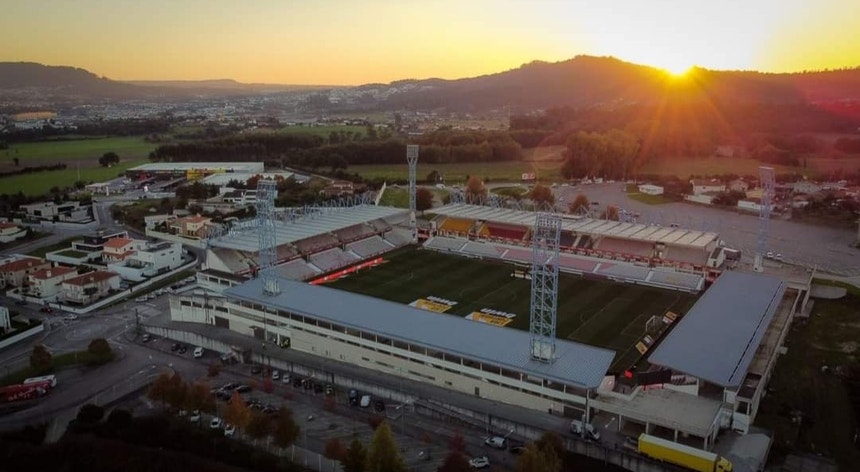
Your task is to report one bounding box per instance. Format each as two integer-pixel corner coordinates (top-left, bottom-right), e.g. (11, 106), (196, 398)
(272, 405), (300, 450)
(416, 187), (434, 213)
(245, 411), (271, 443)
(165, 373), (187, 409)
(342, 438), (367, 472)
(325, 437), (346, 470)
(12, 157), (19, 166)
(515, 443), (561, 472)
(147, 372), (172, 408)
(529, 184), (555, 207)
(225, 390), (252, 431)
(184, 382), (215, 413)
(602, 205), (620, 221)
(568, 193), (589, 214)
(465, 176), (486, 203)
(438, 450), (470, 472)
(426, 170), (441, 183)
(98, 152), (120, 167)
(535, 431), (565, 461)
(365, 422), (406, 472)
(87, 338), (113, 364)
(76, 403), (105, 424)
(207, 362), (221, 377)
(448, 432), (467, 454)
(29, 344), (52, 372)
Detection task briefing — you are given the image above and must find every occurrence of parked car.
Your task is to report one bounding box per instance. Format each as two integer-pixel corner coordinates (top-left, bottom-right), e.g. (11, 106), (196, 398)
(170, 343), (181, 352)
(235, 385), (251, 393)
(360, 395), (372, 408)
(325, 384), (334, 396)
(250, 364), (262, 375)
(509, 444), (527, 455)
(484, 436), (507, 449)
(189, 410), (201, 423)
(224, 424), (236, 437)
(193, 346), (204, 358)
(469, 456), (490, 469)
(142, 334), (151, 343)
(271, 370), (280, 381)
(281, 373), (291, 384)
(373, 399), (385, 412)
(40, 306), (53, 313)
(348, 389), (360, 406)
(569, 420), (601, 441)
(63, 314), (78, 321)
(210, 417), (223, 429)
(178, 345), (187, 354)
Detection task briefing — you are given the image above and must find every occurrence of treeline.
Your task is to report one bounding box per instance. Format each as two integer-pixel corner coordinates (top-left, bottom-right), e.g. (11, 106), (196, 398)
(0, 163), (67, 178)
(2, 117), (175, 142)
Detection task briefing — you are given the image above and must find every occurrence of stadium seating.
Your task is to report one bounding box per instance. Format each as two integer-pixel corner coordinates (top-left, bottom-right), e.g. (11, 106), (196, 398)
(276, 244), (299, 262)
(274, 259), (320, 281)
(424, 236), (467, 252)
(438, 217), (475, 235)
(460, 241), (501, 258)
(369, 218), (392, 232)
(347, 236), (393, 258)
(559, 231), (576, 248)
(502, 247), (532, 263)
(484, 222), (527, 241)
(596, 237), (654, 257)
(574, 235), (594, 248)
(597, 263), (652, 281)
(649, 269), (703, 290)
(207, 248), (255, 274)
(384, 230), (411, 247)
(664, 246), (708, 265)
(557, 255), (599, 273)
(335, 224), (375, 244)
(295, 233), (340, 254)
(309, 248), (360, 273)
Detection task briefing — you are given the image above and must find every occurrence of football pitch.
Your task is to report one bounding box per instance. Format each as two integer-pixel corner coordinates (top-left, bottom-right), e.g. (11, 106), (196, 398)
(327, 247), (698, 373)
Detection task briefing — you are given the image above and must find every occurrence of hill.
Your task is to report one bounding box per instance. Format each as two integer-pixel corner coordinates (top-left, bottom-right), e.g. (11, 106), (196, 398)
(123, 78), (339, 93)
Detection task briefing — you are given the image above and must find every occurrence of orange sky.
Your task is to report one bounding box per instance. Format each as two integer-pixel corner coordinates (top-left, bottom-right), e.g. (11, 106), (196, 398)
(1, 0), (858, 85)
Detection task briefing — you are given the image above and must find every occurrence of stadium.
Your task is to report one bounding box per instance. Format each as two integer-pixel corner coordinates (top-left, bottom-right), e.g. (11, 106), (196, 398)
(171, 197), (808, 454)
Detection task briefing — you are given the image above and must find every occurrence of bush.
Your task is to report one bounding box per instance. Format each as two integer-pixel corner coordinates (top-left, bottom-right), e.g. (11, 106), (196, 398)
(86, 338), (114, 365)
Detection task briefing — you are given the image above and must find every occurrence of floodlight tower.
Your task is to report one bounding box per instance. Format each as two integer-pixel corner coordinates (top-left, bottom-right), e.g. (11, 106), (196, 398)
(529, 212), (561, 363)
(753, 166), (775, 272)
(407, 145), (419, 242)
(256, 179), (280, 295)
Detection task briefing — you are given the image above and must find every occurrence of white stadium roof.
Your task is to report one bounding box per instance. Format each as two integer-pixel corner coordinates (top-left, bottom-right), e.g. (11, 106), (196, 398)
(225, 277), (616, 389)
(201, 171), (309, 186)
(209, 204), (407, 252)
(648, 271), (786, 387)
(432, 204), (719, 249)
(128, 162), (264, 173)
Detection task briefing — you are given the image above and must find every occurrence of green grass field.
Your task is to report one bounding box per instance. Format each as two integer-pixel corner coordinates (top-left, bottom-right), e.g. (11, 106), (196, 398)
(327, 247), (697, 372)
(1, 159), (146, 196)
(1, 136), (155, 168)
(350, 160), (565, 183)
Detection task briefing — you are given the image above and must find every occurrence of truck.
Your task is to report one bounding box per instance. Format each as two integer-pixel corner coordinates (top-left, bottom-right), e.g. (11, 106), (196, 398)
(638, 434), (732, 472)
(0, 381), (52, 404)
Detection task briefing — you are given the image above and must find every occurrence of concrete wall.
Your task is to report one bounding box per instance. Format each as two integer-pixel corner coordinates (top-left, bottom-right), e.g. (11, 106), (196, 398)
(145, 229), (208, 249)
(0, 322), (44, 351)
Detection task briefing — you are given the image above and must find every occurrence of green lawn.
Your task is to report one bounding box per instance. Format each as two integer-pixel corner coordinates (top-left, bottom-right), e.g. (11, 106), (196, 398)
(350, 161), (564, 184)
(326, 247), (697, 372)
(251, 124), (367, 138)
(1, 159), (146, 196)
(1, 136), (155, 167)
(27, 236), (82, 258)
(755, 295), (860, 468)
(378, 187), (409, 208)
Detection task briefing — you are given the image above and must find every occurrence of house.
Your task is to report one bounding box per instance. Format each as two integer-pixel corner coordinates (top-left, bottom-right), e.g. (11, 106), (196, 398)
(321, 180), (355, 198)
(61, 271), (121, 305)
(690, 179), (726, 196)
(19, 201), (92, 223)
(728, 179), (750, 193)
(792, 181), (821, 195)
(27, 266), (79, 300)
(73, 229), (129, 254)
(792, 195), (812, 209)
(638, 184), (664, 195)
(170, 215), (212, 239)
(0, 256), (51, 289)
(102, 237), (141, 263)
(108, 241), (183, 282)
(738, 198), (763, 213)
(0, 222), (27, 244)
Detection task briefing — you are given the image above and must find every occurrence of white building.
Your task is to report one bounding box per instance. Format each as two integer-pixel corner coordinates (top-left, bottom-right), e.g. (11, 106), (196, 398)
(19, 201), (91, 223)
(61, 271), (121, 305)
(27, 266), (79, 300)
(0, 305), (9, 333)
(638, 184), (664, 195)
(690, 179), (726, 196)
(0, 256), (51, 289)
(102, 237), (142, 263)
(108, 241), (182, 282)
(791, 181), (821, 195)
(0, 222), (27, 244)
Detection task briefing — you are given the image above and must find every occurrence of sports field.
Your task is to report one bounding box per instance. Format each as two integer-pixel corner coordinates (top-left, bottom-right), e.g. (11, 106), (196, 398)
(327, 247), (698, 372)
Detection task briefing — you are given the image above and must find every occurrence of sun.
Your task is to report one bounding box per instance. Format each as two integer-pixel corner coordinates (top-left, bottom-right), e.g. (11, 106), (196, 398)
(663, 62), (694, 77)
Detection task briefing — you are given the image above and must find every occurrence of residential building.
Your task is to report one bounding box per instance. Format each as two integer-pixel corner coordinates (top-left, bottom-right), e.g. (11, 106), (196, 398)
(737, 199), (763, 213)
(102, 237), (141, 263)
(638, 184), (664, 195)
(108, 241), (183, 281)
(170, 215), (212, 239)
(690, 179), (726, 196)
(0, 256), (51, 288)
(791, 181), (821, 195)
(728, 179), (750, 193)
(0, 222), (27, 244)
(321, 180), (355, 198)
(72, 229), (129, 254)
(61, 271), (121, 305)
(27, 266), (79, 300)
(19, 201), (91, 223)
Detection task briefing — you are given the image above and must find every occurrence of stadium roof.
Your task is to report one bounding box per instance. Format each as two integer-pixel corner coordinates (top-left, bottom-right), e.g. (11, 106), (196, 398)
(648, 271), (786, 387)
(209, 205), (407, 252)
(128, 162), (264, 173)
(201, 171), (309, 186)
(432, 204), (719, 249)
(225, 277), (615, 389)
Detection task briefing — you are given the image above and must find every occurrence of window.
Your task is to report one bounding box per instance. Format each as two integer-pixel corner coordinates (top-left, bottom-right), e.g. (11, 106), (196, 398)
(393, 340), (409, 351)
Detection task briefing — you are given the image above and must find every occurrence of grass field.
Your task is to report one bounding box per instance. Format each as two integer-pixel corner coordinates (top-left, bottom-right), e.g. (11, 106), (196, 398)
(351, 160), (565, 183)
(327, 247), (697, 372)
(248, 124), (368, 138)
(1, 136), (155, 169)
(1, 159), (146, 196)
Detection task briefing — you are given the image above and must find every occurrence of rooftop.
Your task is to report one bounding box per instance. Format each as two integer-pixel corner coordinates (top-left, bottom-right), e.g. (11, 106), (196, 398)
(63, 270), (118, 286)
(103, 237), (135, 249)
(648, 271), (786, 387)
(209, 205), (407, 252)
(28, 265), (77, 280)
(128, 162), (264, 173)
(432, 204), (719, 249)
(0, 256), (47, 273)
(225, 277), (615, 389)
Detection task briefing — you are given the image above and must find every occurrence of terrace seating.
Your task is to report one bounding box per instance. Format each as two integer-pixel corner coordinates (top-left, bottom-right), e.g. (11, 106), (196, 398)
(557, 255), (599, 273)
(649, 269), (703, 290)
(384, 230), (411, 247)
(369, 218), (392, 232)
(208, 248), (255, 274)
(665, 246), (708, 265)
(484, 222), (527, 241)
(559, 231), (576, 248)
(475, 223), (491, 238)
(274, 259), (321, 281)
(309, 248), (360, 273)
(346, 236), (393, 258)
(595, 237), (654, 257)
(501, 247), (532, 263)
(597, 263), (652, 281)
(460, 241), (501, 258)
(335, 224), (375, 244)
(438, 217), (474, 235)
(575, 235), (594, 248)
(295, 233), (340, 255)
(275, 244), (299, 263)
(424, 236), (467, 252)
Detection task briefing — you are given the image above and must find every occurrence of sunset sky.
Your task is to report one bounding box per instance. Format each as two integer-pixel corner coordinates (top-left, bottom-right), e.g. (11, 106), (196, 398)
(1, 0), (858, 85)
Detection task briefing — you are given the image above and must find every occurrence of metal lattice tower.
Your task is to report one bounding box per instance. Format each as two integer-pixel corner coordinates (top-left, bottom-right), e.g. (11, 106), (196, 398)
(256, 179), (280, 295)
(529, 212), (561, 363)
(754, 166), (775, 272)
(407, 145), (419, 242)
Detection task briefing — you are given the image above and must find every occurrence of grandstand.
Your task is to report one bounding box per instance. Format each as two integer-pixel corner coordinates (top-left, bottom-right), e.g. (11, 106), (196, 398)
(273, 258), (321, 281)
(295, 233), (340, 255)
(424, 236), (467, 252)
(594, 237), (654, 258)
(334, 223), (376, 244)
(309, 248), (360, 272)
(437, 217), (475, 236)
(346, 235), (394, 258)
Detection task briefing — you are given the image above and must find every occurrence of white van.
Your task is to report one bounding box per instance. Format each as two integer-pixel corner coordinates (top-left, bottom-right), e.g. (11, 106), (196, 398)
(193, 347), (204, 358)
(570, 420), (601, 441)
(360, 394), (372, 408)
